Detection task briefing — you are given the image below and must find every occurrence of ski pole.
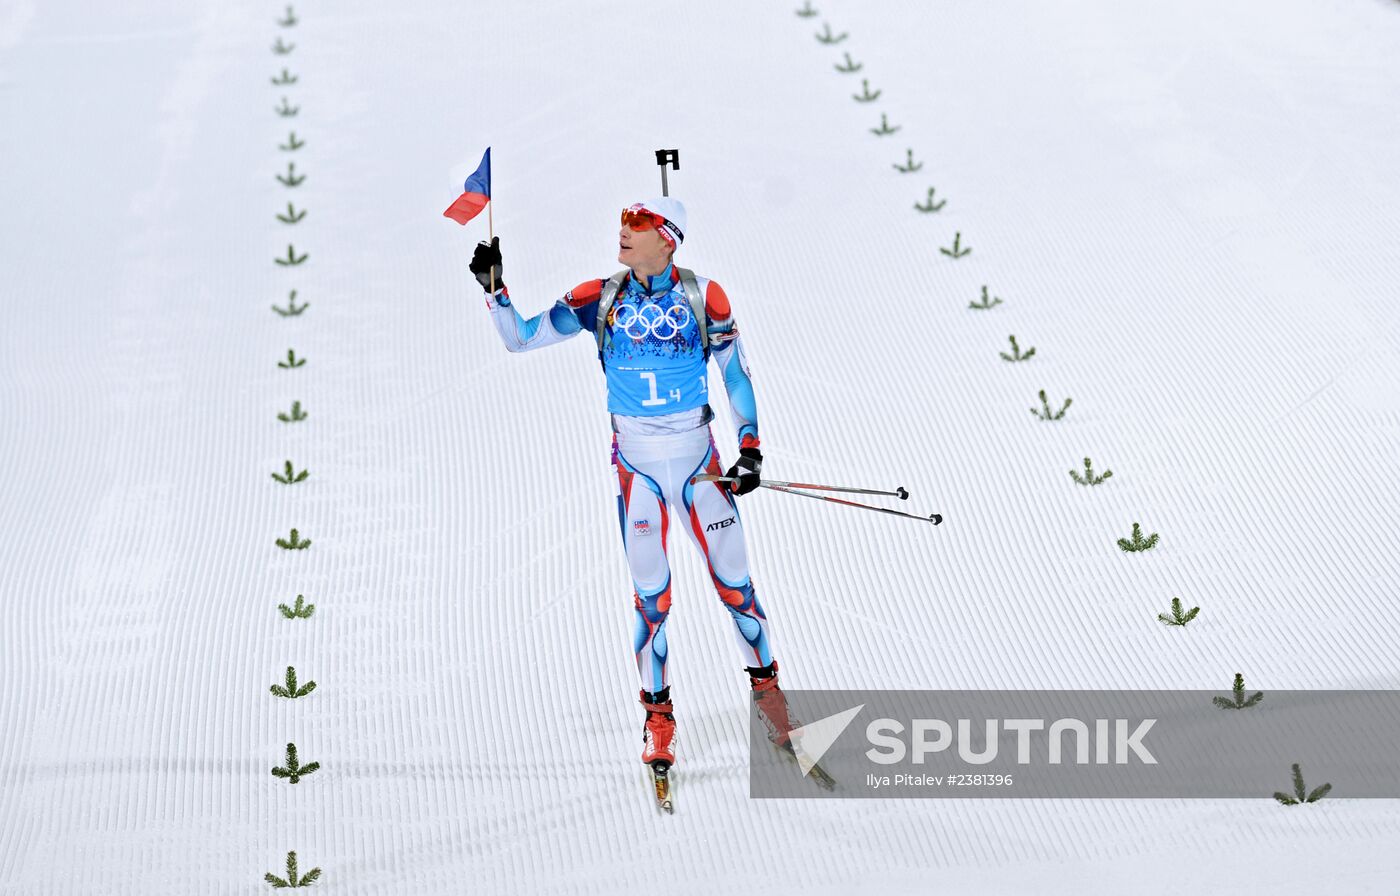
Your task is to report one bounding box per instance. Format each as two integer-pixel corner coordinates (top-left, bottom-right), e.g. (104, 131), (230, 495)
(696, 476), (943, 526)
(694, 473), (907, 500)
(766, 483), (942, 525)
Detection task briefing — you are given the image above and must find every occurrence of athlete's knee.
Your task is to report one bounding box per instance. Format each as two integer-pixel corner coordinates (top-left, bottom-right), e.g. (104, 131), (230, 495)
(711, 575), (762, 613)
(634, 582), (672, 624)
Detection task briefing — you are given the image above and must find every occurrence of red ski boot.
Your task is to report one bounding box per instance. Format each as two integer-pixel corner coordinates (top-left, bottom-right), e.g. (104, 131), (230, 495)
(749, 660), (836, 789)
(640, 688), (676, 769)
(748, 660), (798, 752)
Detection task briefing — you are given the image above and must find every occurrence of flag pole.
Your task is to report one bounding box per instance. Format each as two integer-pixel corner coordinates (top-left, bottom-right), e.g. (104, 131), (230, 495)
(488, 199), (496, 294)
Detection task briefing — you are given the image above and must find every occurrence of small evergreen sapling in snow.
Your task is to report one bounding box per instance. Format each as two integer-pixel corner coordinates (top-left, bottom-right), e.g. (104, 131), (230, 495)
(1030, 389), (1071, 420)
(276, 162), (305, 186)
(279, 131), (305, 151)
(271, 742), (319, 784)
(940, 231), (971, 258)
(275, 245), (308, 266)
(277, 202), (306, 224)
(1118, 521), (1159, 552)
(999, 335), (1035, 362)
(271, 460), (308, 484)
(264, 851), (321, 889)
(834, 51), (862, 73)
(1156, 597), (1198, 626)
(278, 400), (307, 423)
(892, 148), (922, 172)
(795, 1), (818, 17)
(1274, 763), (1331, 805)
(1070, 457), (1111, 485)
(270, 68), (298, 86)
(969, 285), (1002, 309)
(1213, 673), (1263, 710)
(852, 79), (881, 102)
(278, 594), (315, 619)
(272, 290), (308, 317)
(270, 666), (317, 699)
(870, 112), (900, 136)
(914, 187), (946, 213)
(276, 528), (312, 550)
(275, 97), (299, 117)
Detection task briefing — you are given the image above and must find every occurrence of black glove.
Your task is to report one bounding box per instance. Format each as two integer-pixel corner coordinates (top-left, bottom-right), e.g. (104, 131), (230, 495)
(469, 236), (504, 292)
(725, 447), (763, 496)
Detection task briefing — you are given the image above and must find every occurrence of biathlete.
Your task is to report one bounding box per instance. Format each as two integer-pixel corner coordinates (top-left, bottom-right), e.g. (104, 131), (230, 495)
(468, 197), (798, 775)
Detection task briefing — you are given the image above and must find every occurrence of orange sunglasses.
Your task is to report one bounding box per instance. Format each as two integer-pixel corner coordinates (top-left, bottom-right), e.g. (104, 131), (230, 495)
(621, 208), (667, 231)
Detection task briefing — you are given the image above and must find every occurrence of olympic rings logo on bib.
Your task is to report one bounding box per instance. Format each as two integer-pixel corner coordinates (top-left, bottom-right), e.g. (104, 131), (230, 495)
(612, 300), (694, 342)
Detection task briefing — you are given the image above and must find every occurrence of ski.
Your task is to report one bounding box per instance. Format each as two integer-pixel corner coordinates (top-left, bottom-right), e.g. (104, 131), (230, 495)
(801, 758), (838, 791)
(649, 761), (674, 813)
(774, 740), (837, 791)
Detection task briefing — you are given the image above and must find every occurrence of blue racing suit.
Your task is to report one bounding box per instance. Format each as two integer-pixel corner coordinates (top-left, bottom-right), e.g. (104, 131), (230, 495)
(484, 262), (773, 693)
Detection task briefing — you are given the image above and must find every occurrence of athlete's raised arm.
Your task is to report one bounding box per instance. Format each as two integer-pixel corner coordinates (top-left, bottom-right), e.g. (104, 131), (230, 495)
(470, 237), (603, 353)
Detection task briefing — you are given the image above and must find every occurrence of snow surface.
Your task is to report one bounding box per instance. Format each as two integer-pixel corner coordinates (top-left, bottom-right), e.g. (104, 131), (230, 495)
(3, 0), (1400, 892)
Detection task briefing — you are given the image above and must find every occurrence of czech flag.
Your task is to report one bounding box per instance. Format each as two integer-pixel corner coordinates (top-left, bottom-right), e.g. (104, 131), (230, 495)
(443, 147), (491, 225)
